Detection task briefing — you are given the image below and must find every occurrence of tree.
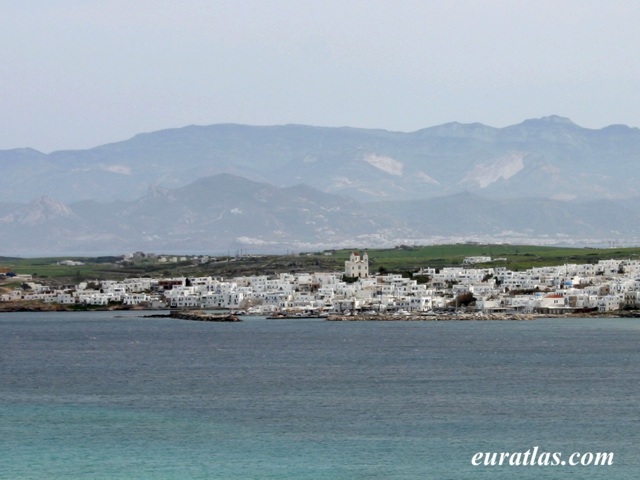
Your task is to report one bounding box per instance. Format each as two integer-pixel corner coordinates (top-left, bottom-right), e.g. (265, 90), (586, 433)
(413, 275), (431, 284)
(450, 292), (476, 308)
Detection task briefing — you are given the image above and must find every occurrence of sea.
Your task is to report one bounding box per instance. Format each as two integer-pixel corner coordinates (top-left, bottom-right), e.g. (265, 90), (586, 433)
(1, 312), (638, 479)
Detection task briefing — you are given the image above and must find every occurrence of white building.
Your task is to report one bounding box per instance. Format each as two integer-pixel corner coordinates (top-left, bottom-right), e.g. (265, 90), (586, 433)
(345, 251), (369, 278)
(463, 256), (491, 264)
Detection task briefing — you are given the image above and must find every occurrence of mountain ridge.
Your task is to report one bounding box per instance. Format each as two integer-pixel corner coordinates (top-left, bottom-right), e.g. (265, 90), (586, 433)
(2, 117), (640, 254)
(2, 116), (640, 204)
(1, 173), (640, 255)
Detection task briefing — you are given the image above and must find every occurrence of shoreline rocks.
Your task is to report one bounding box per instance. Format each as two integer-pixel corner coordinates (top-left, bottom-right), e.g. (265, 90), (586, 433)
(143, 310), (241, 322)
(0, 301), (148, 313)
(324, 311), (621, 321)
(326, 313), (537, 321)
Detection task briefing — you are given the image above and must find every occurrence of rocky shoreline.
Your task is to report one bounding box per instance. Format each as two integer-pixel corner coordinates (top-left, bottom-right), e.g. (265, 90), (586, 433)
(0, 301), (150, 313)
(326, 313), (537, 321)
(325, 311), (640, 321)
(0, 302), (241, 321)
(2, 301), (640, 321)
(144, 310), (241, 322)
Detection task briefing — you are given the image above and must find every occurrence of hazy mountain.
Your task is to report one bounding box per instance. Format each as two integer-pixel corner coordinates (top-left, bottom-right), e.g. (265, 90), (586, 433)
(3, 117), (639, 254)
(2, 116), (639, 204)
(0, 175), (398, 254)
(1, 174), (639, 255)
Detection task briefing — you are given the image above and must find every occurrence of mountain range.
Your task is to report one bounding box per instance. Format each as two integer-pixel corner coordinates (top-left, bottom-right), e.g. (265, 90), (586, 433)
(1, 116), (640, 254)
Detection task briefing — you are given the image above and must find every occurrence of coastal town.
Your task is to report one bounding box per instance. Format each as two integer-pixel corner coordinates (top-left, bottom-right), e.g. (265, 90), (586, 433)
(2, 251), (640, 317)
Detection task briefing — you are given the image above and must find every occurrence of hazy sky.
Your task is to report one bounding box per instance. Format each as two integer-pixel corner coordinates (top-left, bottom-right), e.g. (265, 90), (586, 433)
(2, 0), (639, 152)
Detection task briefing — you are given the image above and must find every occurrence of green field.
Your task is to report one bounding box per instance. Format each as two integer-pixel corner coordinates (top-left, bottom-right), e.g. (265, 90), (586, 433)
(331, 244), (640, 272)
(2, 244), (640, 284)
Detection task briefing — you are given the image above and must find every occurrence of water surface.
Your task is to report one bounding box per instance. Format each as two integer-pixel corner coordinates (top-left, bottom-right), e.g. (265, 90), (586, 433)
(1, 312), (638, 479)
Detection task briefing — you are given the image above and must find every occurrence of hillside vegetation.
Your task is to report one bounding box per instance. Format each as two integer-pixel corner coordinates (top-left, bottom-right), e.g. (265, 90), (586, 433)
(2, 244), (640, 285)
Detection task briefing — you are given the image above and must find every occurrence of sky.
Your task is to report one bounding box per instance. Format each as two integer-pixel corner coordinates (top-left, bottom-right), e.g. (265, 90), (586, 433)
(1, 0), (639, 152)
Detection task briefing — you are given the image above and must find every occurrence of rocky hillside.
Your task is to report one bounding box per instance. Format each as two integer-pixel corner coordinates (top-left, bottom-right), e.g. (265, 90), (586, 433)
(1, 116), (639, 203)
(2, 174), (640, 255)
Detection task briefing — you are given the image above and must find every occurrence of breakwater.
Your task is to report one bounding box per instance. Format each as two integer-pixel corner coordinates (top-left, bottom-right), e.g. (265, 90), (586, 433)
(144, 310), (241, 322)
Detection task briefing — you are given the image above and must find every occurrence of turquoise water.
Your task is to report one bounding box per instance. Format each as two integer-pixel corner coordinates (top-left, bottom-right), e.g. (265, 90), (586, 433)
(1, 312), (639, 479)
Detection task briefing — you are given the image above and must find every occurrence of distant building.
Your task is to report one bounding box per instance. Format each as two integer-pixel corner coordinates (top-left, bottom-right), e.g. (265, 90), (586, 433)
(463, 256), (491, 265)
(157, 278), (185, 291)
(345, 251), (369, 278)
(57, 260), (85, 266)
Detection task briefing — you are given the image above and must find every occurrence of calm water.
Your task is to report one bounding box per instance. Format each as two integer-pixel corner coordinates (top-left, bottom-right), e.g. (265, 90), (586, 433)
(1, 312), (639, 479)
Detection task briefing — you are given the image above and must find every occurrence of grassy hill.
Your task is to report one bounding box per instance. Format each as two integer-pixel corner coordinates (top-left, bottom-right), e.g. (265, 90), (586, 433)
(3, 244), (640, 286)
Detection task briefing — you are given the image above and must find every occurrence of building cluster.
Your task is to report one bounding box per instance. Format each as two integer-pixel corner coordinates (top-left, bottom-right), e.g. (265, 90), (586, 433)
(3, 252), (640, 315)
